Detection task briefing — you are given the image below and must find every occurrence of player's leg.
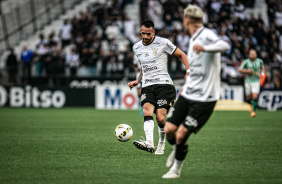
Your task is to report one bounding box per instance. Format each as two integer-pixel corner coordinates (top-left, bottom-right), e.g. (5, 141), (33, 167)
(245, 83), (252, 112)
(154, 84), (176, 154)
(142, 102), (155, 145)
(163, 96), (189, 172)
(155, 108), (167, 154)
(163, 100), (216, 179)
(137, 84), (143, 116)
(162, 125), (191, 179)
(133, 86), (156, 153)
(250, 82), (260, 117)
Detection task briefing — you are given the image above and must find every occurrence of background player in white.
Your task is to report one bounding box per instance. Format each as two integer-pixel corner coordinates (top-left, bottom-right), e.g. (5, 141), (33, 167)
(128, 19), (189, 154)
(162, 5), (230, 178)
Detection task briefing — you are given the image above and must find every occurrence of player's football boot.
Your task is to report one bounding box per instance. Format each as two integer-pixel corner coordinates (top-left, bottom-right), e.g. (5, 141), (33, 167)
(162, 169), (180, 179)
(155, 141), (165, 155)
(251, 111), (256, 117)
(133, 138), (155, 153)
(166, 148), (176, 167)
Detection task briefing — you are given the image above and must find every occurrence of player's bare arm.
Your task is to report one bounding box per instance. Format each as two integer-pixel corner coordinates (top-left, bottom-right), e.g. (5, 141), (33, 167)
(173, 48), (190, 79)
(239, 68), (255, 75)
(128, 69), (143, 90)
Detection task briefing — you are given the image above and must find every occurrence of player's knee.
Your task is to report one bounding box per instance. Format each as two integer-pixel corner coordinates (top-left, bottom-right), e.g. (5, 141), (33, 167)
(156, 114), (165, 124)
(142, 108), (152, 116)
(164, 122), (176, 135)
(176, 128), (189, 145)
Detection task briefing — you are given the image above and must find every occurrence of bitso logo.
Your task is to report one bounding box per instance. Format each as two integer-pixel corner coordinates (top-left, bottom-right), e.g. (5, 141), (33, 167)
(140, 94), (146, 102)
(157, 99), (167, 106)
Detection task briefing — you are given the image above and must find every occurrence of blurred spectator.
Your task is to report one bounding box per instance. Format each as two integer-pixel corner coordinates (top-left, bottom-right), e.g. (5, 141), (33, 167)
(35, 33), (46, 48)
(105, 21), (120, 41)
(60, 19), (72, 48)
(65, 48), (80, 77)
(20, 45), (33, 84)
(6, 48), (18, 85)
(140, 0), (149, 22)
(275, 6), (282, 27)
(123, 15), (137, 44)
(176, 31), (189, 52)
(234, 1), (246, 20)
(263, 75), (275, 89)
(147, 0), (164, 33)
(267, 0), (277, 24)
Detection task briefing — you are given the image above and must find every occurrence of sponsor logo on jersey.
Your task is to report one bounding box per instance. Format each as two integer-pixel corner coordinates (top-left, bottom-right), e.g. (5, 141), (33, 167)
(185, 87), (203, 95)
(144, 78), (160, 84)
(185, 116), (198, 127)
(136, 53), (142, 57)
(145, 53), (149, 57)
(142, 60), (156, 64)
(157, 99), (167, 106)
(140, 94), (146, 102)
(143, 65), (158, 73)
(152, 48), (158, 56)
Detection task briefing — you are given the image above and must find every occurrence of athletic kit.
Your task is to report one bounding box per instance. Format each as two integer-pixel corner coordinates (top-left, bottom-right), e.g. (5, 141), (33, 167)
(239, 58), (264, 95)
(133, 36), (177, 110)
(167, 27), (228, 133)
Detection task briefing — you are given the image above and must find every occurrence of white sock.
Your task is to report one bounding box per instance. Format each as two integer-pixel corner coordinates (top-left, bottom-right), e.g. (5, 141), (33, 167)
(171, 159), (184, 173)
(158, 126), (165, 144)
(144, 120), (154, 145)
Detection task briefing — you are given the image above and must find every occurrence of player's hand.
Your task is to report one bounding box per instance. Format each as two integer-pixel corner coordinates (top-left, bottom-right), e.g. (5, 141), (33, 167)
(193, 44), (205, 54)
(246, 69), (254, 75)
(128, 80), (138, 90)
(184, 72), (189, 79)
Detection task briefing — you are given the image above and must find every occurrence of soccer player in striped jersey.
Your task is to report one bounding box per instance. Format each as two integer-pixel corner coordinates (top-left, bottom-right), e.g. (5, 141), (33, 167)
(239, 49), (265, 117)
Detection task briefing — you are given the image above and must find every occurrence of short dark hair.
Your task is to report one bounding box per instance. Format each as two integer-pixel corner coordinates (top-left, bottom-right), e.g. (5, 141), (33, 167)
(142, 19), (154, 29)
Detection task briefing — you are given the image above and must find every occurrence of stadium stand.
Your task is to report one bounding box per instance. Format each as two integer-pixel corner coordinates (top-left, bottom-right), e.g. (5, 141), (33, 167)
(0, 0), (281, 89)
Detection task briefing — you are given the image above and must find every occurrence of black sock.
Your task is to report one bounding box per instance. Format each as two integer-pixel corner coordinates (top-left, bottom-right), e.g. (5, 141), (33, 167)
(175, 144), (189, 161)
(167, 137), (176, 145)
(158, 124), (164, 128)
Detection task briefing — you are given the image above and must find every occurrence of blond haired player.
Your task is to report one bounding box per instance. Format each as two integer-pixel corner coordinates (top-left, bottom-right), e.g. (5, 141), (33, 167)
(162, 5), (230, 178)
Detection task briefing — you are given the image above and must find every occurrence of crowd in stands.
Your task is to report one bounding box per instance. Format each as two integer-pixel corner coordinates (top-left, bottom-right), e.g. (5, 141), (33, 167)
(4, 0), (282, 89)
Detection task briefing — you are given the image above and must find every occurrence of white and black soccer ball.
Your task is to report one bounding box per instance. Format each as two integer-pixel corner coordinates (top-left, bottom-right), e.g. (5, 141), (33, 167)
(115, 124), (133, 142)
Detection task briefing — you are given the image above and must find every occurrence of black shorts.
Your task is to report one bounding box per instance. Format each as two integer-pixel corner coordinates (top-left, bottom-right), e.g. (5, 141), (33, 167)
(166, 95), (216, 133)
(140, 84), (176, 111)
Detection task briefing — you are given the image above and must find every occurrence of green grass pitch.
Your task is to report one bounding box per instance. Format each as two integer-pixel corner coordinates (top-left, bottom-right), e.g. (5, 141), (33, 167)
(0, 108), (282, 184)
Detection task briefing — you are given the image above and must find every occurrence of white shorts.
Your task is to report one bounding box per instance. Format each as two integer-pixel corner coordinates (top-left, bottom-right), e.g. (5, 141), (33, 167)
(244, 82), (260, 95)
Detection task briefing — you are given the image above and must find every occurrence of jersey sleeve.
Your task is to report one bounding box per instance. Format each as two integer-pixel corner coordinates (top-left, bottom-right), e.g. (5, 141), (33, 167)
(239, 60), (248, 70)
(259, 59), (264, 68)
(163, 38), (177, 55)
(205, 29), (221, 43)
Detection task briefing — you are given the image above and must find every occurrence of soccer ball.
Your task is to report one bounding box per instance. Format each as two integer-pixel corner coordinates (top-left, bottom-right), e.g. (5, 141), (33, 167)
(115, 124), (133, 142)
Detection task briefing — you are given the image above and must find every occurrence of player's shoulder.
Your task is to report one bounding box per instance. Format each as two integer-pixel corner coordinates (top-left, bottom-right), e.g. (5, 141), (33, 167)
(199, 27), (220, 42)
(133, 40), (143, 51)
(257, 58), (264, 63)
(154, 36), (170, 44)
(243, 58), (250, 63)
